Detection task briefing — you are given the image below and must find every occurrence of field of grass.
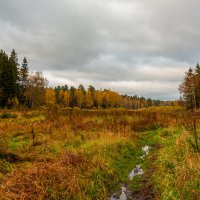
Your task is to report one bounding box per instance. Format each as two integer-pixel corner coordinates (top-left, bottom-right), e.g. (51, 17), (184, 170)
(0, 107), (199, 199)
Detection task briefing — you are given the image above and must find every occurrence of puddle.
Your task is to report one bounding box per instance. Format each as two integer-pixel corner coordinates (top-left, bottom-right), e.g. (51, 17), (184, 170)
(110, 185), (132, 200)
(140, 145), (150, 159)
(111, 165), (144, 199)
(110, 145), (150, 199)
(140, 154), (145, 159)
(128, 165), (144, 180)
(142, 145), (150, 155)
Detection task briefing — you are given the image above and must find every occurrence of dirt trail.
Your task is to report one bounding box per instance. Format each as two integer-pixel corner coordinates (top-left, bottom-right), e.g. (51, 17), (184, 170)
(131, 167), (155, 200)
(110, 143), (161, 200)
(131, 143), (162, 200)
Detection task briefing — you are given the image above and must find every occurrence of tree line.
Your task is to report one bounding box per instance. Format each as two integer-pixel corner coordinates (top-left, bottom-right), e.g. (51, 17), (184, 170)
(179, 63), (200, 110)
(0, 49), (177, 109)
(52, 85), (167, 109)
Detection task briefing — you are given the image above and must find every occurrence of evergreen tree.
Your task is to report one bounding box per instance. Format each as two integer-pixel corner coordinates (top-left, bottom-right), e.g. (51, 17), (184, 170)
(20, 57), (29, 84)
(0, 50), (10, 106)
(54, 85), (68, 104)
(88, 85), (95, 95)
(8, 49), (20, 102)
(69, 86), (76, 107)
(0, 49), (19, 106)
(19, 57), (29, 104)
(61, 85), (68, 91)
(195, 62), (200, 74)
(78, 84), (86, 94)
(179, 67), (196, 110)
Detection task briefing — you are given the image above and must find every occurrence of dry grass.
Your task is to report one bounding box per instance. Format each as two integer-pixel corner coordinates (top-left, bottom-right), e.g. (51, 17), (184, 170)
(0, 109), (141, 199)
(0, 107), (199, 199)
(0, 151), (111, 200)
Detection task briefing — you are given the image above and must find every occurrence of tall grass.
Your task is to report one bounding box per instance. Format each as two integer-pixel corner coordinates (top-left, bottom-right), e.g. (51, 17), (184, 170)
(0, 107), (199, 199)
(152, 128), (200, 200)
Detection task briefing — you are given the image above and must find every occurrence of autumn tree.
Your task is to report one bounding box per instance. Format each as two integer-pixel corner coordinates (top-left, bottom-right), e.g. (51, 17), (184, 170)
(63, 90), (70, 107)
(85, 89), (93, 108)
(75, 84), (85, 108)
(45, 88), (56, 106)
(194, 63), (200, 108)
(103, 90), (121, 108)
(58, 89), (65, 105)
(26, 72), (48, 107)
(179, 67), (196, 110)
(94, 90), (103, 108)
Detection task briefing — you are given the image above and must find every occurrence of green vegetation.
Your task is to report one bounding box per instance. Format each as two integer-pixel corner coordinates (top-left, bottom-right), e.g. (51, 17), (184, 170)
(152, 128), (200, 199)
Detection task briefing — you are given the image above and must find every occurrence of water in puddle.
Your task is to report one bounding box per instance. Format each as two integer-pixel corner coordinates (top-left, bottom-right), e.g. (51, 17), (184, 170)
(128, 165), (144, 180)
(110, 145), (150, 199)
(140, 145), (150, 159)
(142, 145), (150, 155)
(110, 186), (127, 200)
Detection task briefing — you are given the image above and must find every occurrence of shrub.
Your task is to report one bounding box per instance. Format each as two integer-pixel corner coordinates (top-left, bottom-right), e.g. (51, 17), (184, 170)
(1, 112), (17, 119)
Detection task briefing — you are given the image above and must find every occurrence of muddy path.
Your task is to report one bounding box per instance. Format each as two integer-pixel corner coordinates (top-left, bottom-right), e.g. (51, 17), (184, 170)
(110, 144), (161, 200)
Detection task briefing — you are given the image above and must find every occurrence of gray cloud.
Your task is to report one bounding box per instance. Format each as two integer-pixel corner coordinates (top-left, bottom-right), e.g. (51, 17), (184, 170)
(0, 0), (199, 100)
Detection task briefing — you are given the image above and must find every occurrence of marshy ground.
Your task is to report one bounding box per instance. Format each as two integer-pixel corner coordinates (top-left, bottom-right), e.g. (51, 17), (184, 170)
(0, 107), (199, 199)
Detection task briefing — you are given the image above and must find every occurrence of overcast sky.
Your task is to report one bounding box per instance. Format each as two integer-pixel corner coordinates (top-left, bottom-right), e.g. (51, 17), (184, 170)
(1, 0), (200, 100)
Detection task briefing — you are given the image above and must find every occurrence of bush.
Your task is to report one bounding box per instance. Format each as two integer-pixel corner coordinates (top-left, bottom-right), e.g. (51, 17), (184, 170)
(1, 112), (17, 119)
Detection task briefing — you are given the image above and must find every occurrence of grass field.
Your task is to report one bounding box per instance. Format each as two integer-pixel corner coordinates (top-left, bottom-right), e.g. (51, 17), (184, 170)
(0, 107), (199, 199)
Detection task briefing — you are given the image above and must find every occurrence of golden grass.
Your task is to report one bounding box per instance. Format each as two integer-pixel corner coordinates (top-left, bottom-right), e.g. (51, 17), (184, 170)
(0, 107), (199, 199)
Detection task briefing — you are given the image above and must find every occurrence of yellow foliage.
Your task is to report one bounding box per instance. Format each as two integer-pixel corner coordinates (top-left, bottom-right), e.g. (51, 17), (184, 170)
(45, 88), (56, 105)
(63, 91), (70, 107)
(85, 90), (93, 108)
(75, 89), (85, 108)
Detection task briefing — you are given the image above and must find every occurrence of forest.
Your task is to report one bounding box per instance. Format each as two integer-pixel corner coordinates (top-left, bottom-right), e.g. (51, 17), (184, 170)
(0, 49), (199, 200)
(0, 50), (179, 109)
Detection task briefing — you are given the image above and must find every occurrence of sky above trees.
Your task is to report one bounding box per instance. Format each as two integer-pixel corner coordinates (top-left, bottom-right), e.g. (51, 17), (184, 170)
(0, 0), (199, 100)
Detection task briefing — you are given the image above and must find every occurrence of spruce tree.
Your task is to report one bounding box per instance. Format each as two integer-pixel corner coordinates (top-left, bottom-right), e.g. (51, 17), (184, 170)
(179, 67), (196, 110)
(69, 86), (76, 107)
(19, 57), (29, 104)
(0, 50), (10, 106)
(8, 49), (20, 100)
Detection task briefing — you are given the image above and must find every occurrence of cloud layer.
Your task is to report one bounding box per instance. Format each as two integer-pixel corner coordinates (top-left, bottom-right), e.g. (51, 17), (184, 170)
(0, 0), (199, 100)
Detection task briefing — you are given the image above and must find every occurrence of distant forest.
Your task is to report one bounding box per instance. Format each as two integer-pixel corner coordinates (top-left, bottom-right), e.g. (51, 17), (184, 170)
(0, 49), (180, 109)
